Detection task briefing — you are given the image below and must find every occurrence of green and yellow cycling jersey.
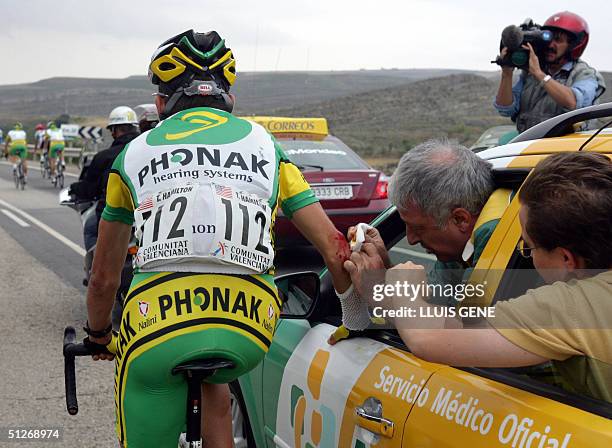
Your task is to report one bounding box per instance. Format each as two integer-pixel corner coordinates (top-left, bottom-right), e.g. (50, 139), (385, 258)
(102, 107), (319, 447)
(7, 129), (27, 150)
(103, 107), (317, 279)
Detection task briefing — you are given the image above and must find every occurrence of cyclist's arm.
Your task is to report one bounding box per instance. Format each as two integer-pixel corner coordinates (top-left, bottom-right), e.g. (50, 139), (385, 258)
(291, 203), (351, 293)
(275, 143), (351, 293)
(86, 219), (131, 340)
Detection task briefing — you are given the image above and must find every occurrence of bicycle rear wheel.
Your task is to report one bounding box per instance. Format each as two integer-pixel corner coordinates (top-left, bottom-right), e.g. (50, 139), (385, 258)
(17, 163), (25, 190)
(13, 167), (19, 189)
(57, 163), (64, 188)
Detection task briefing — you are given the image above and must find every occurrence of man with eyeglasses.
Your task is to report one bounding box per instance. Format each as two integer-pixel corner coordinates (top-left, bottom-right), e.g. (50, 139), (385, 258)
(494, 11), (606, 133)
(342, 152), (612, 402)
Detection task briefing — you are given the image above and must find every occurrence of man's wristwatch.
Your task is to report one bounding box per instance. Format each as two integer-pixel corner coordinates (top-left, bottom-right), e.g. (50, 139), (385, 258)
(540, 74), (552, 86)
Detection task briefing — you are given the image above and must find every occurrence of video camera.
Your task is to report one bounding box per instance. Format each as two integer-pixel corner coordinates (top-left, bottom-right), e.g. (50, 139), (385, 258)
(493, 19), (553, 70)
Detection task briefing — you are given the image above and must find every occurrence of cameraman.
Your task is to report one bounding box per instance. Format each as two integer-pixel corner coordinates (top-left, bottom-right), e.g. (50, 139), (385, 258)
(494, 11), (605, 133)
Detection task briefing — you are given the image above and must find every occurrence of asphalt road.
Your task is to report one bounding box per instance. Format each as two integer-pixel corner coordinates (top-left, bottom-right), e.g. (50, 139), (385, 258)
(0, 161), (116, 447)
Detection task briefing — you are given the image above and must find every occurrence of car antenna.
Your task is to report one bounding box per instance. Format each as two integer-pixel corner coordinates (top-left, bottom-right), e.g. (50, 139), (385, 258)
(578, 119), (612, 151)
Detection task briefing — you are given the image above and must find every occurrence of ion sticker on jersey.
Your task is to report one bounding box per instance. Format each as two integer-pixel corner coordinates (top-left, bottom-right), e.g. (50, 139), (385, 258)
(134, 183), (273, 273)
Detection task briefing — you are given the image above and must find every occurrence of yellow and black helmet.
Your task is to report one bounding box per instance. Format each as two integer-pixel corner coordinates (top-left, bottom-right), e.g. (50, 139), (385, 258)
(149, 30), (236, 116)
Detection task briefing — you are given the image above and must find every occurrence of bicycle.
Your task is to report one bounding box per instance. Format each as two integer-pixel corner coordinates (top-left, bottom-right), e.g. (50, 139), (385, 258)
(40, 152), (50, 178)
(53, 157), (65, 188)
(62, 327), (235, 448)
(13, 159), (26, 190)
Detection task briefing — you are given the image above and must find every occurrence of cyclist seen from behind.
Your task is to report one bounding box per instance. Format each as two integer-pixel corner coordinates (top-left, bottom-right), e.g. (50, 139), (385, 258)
(5, 122), (28, 182)
(45, 122), (65, 183)
(70, 107), (140, 250)
(34, 123), (46, 153)
(85, 30), (351, 447)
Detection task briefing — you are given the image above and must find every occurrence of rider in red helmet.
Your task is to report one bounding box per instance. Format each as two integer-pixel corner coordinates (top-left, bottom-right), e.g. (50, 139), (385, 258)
(494, 11), (606, 133)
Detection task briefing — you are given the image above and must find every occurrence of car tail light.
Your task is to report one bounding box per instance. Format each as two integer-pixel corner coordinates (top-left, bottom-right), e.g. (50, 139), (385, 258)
(372, 179), (388, 199)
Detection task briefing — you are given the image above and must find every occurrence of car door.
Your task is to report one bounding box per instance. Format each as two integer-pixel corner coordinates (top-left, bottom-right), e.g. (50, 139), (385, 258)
(400, 183), (612, 447)
(403, 366), (612, 447)
(263, 322), (443, 448)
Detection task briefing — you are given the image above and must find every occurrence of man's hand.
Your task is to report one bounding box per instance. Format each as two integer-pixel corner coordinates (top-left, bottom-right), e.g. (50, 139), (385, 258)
(523, 43), (545, 80)
(347, 225), (391, 268)
(344, 243), (386, 298)
(84, 332), (117, 361)
(499, 47), (514, 76)
(388, 260), (427, 280)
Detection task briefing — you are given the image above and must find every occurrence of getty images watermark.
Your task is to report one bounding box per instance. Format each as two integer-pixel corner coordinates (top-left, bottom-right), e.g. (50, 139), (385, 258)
(358, 268), (610, 330)
(371, 278), (494, 320)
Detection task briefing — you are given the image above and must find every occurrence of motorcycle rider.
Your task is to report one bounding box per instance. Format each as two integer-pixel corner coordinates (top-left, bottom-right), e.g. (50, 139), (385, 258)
(69, 107), (140, 250)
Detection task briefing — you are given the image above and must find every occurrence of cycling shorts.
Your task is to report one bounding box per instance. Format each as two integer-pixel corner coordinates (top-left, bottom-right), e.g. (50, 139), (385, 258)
(50, 144), (64, 159)
(113, 271), (280, 447)
(9, 145), (27, 159)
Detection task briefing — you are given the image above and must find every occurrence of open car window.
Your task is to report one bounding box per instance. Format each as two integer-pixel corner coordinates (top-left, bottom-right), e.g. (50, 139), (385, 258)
(364, 206), (612, 417)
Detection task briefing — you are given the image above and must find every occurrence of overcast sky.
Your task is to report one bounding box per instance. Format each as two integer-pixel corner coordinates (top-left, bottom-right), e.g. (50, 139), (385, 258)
(1, 0), (610, 86)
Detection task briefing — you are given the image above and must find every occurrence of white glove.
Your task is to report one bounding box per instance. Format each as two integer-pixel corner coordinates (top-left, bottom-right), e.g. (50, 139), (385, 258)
(336, 284), (371, 331)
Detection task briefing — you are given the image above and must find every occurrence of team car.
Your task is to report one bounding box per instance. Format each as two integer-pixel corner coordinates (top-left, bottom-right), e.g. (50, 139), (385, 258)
(227, 104), (612, 447)
(244, 116), (390, 247)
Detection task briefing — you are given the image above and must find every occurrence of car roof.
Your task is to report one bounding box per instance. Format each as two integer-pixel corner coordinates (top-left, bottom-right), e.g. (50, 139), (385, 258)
(478, 131), (612, 169)
(478, 102), (612, 169)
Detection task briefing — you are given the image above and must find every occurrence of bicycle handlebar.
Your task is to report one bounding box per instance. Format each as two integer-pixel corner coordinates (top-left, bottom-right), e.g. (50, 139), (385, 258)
(63, 327), (92, 415)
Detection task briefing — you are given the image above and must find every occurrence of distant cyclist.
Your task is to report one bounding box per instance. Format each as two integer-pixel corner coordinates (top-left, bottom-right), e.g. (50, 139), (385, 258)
(5, 123), (28, 182)
(34, 123), (46, 151)
(45, 122), (65, 183)
(84, 30), (351, 447)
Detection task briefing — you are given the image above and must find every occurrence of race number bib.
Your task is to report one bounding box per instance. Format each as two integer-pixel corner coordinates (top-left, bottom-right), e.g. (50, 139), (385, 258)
(134, 183), (274, 273)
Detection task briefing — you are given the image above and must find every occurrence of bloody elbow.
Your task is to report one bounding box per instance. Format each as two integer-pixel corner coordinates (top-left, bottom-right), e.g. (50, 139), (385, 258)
(327, 229), (351, 265)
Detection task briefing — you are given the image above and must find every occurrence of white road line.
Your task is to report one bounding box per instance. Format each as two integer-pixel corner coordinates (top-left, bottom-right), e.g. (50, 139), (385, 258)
(0, 160), (79, 178)
(390, 246), (437, 261)
(0, 198), (85, 256)
(1, 209), (31, 227)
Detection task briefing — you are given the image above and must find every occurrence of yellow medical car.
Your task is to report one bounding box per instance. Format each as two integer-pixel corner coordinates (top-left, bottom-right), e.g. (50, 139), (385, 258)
(229, 104), (612, 447)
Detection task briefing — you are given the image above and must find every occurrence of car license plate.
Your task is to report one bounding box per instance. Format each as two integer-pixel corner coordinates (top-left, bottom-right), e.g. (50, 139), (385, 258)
(312, 185), (353, 200)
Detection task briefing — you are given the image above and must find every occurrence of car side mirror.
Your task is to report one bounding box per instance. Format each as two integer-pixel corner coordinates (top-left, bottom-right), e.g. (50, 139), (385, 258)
(275, 271), (320, 319)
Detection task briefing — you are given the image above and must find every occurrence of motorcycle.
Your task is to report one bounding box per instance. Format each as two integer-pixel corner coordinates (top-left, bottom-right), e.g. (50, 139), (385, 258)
(59, 188), (136, 328)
